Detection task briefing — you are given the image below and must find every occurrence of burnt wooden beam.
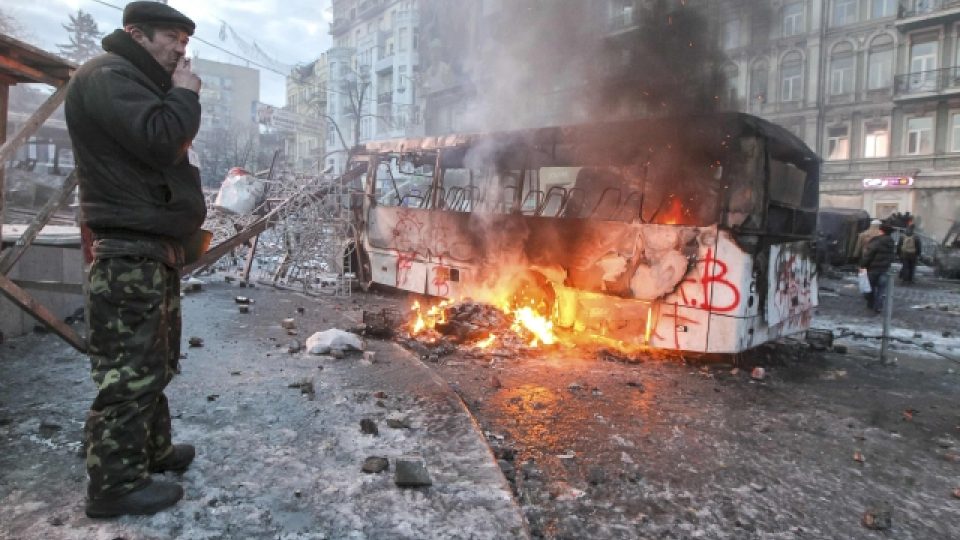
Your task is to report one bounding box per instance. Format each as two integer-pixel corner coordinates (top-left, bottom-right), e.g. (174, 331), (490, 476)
(0, 82), (7, 230)
(0, 55), (64, 87)
(0, 170), (78, 275)
(0, 272), (87, 353)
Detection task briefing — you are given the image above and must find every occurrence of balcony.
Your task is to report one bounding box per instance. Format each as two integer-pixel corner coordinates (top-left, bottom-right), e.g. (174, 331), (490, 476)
(896, 0), (960, 31)
(330, 17), (351, 34)
(358, 0), (387, 19)
(893, 67), (960, 100)
(377, 91), (393, 104)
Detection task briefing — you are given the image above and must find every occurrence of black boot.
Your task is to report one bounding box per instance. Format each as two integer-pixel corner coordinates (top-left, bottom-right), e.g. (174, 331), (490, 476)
(85, 479), (183, 518)
(149, 444), (195, 473)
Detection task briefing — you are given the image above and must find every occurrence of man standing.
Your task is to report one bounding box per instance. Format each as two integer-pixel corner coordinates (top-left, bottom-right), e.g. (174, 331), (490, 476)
(897, 226), (922, 284)
(65, 2), (205, 518)
(853, 218), (882, 261)
(860, 224), (896, 314)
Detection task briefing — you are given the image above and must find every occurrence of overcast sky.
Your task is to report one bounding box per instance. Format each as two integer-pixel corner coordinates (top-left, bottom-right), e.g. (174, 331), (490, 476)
(3, 0), (333, 105)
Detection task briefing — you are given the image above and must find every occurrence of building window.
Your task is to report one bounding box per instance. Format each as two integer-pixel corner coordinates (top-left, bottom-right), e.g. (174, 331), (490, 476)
(724, 63), (739, 106)
(833, 0), (858, 26)
(950, 113), (960, 152)
(863, 120), (889, 158)
(781, 52), (803, 102)
(906, 116), (934, 155)
(399, 27), (408, 52)
(915, 0), (936, 15)
(783, 3), (803, 36)
(750, 61), (768, 102)
(827, 126), (850, 160)
(872, 0), (896, 18)
(722, 19), (741, 50)
(829, 43), (855, 95)
(909, 39), (938, 91)
(867, 36), (894, 89)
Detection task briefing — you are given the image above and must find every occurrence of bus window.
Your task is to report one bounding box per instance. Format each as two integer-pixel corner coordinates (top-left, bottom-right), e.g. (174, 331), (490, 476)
(441, 168), (473, 211)
(376, 154), (435, 207)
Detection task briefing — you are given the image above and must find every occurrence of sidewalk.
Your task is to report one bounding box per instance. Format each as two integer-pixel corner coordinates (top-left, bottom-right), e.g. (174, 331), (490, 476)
(0, 278), (528, 539)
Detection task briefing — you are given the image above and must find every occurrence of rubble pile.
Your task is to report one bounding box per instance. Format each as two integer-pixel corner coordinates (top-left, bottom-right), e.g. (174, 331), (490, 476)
(395, 301), (549, 361)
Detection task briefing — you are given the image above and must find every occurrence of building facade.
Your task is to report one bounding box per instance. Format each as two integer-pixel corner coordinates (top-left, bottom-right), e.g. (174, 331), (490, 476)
(285, 55), (329, 172)
(718, 0), (960, 241)
(325, 0), (422, 174)
(407, 0), (960, 241)
(191, 58), (260, 186)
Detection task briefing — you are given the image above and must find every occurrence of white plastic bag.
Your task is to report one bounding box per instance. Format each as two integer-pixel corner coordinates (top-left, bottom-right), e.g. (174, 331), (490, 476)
(214, 167), (265, 215)
(305, 329), (365, 355)
(857, 269), (872, 294)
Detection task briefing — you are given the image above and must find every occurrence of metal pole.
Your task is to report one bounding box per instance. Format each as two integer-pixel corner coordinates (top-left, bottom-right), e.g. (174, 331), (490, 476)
(880, 237), (898, 363)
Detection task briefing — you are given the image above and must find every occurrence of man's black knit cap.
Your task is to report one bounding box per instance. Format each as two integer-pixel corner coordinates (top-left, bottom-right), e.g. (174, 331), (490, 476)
(123, 1), (196, 35)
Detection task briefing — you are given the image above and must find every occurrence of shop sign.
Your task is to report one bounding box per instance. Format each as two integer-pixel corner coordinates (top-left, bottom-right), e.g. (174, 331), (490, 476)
(862, 176), (914, 189)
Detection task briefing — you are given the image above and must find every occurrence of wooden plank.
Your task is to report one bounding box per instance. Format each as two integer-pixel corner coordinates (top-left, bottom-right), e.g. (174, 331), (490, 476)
(0, 272), (87, 352)
(0, 82), (7, 233)
(241, 234), (260, 282)
(0, 84), (68, 166)
(0, 55), (64, 87)
(0, 170), (78, 274)
(11, 279), (84, 294)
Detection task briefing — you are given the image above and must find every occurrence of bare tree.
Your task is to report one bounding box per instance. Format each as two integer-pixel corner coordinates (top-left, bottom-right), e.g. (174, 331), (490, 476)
(0, 8), (26, 38)
(58, 10), (103, 65)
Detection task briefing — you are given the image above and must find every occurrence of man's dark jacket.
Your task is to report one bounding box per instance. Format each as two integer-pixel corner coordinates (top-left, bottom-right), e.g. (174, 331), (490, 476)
(860, 234), (895, 273)
(66, 30), (206, 266)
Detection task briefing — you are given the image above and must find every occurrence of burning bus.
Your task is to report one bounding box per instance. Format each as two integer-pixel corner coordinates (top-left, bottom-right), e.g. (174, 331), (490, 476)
(346, 112), (820, 354)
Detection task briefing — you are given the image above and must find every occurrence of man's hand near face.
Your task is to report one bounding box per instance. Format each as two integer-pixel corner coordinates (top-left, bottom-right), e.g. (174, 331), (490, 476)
(173, 57), (201, 94)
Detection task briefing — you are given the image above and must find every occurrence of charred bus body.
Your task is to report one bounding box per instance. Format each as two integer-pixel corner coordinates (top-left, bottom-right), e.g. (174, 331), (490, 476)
(347, 113), (820, 354)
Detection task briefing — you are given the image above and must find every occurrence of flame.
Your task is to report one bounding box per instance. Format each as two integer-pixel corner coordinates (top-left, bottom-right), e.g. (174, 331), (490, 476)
(475, 334), (497, 349)
(511, 306), (556, 347)
(660, 197), (687, 225)
(410, 299), (449, 335)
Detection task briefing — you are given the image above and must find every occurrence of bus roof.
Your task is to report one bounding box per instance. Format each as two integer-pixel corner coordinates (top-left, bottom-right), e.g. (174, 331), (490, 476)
(362, 112), (818, 166)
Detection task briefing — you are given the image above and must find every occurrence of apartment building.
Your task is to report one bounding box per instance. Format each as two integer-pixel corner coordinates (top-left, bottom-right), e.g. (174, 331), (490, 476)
(716, 0), (960, 240)
(325, 0), (422, 174)
(285, 55), (328, 171)
(192, 58), (260, 186)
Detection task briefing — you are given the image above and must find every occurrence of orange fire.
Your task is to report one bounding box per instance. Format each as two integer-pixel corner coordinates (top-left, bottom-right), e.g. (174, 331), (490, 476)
(660, 197), (687, 225)
(410, 299), (449, 336)
(475, 334), (497, 349)
(511, 306), (556, 347)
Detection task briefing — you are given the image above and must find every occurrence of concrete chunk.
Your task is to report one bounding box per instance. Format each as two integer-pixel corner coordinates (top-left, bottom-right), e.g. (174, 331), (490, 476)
(394, 456), (432, 487)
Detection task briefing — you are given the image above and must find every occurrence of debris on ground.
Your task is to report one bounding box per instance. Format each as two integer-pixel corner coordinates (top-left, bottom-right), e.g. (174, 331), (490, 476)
(386, 412), (411, 429)
(281, 318), (297, 330)
(853, 451), (865, 463)
(287, 378), (315, 400)
(183, 277), (204, 293)
(751, 367), (767, 381)
(395, 456), (432, 487)
(362, 456), (390, 474)
(235, 296), (251, 304)
(306, 329), (365, 355)
(288, 340), (303, 354)
(188, 336), (204, 348)
(238, 305), (250, 314)
(861, 507), (892, 530)
(360, 418), (378, 435)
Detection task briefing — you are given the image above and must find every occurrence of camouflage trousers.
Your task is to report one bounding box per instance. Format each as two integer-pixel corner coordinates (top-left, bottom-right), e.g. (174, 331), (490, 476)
(84, 256), (181, 498)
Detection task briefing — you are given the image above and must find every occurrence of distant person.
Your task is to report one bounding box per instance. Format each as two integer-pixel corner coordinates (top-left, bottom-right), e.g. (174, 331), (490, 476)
(897, 226), (922, 284)
(65, 2), (204, 518)
(860, 224), (896, 313)
(853, 219), (882, 261)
